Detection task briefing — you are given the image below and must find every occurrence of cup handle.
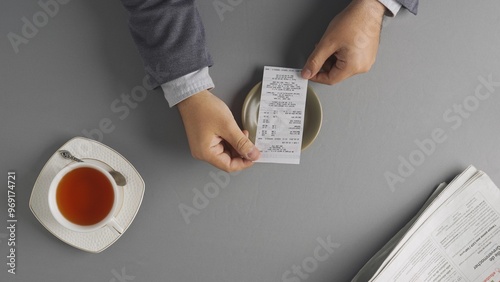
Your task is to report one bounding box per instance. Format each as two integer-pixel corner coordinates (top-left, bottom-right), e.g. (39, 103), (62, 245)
(107, 218), (124, 234)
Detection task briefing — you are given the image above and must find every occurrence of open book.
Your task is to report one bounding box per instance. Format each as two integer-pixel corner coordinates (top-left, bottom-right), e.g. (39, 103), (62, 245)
(352, 166), (500, 282)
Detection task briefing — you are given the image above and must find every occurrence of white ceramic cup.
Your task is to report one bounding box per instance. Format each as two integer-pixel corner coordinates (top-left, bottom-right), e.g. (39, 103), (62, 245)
(48, 162), (124, 234)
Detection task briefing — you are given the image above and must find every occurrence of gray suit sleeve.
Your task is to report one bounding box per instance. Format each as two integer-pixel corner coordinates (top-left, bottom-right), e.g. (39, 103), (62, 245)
(396, 0), (419, 14)
(119, 0), (213, 88)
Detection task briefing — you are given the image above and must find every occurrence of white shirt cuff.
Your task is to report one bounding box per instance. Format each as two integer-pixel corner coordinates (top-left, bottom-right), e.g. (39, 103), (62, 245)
(160, 67), (215, 107)
(378, 0), (402, 17)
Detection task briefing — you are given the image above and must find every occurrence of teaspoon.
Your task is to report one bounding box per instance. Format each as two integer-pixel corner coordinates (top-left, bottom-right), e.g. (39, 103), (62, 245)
(58, 150), (127, 186)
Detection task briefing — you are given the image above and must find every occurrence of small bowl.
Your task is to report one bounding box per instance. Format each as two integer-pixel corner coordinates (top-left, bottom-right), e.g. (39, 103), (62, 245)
(241, 82), (323, 150)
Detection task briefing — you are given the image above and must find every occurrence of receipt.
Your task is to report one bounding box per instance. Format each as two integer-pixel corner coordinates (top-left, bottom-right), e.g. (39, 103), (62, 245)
(254, 66), (308, 164)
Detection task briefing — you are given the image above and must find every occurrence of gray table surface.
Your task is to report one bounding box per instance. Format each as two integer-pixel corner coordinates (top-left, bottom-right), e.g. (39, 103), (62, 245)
(2, 0), (500, 281)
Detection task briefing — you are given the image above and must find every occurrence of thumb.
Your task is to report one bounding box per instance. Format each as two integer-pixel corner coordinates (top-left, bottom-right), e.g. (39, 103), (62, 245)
(224, 126), (260, 161)
(302, 41), (337, 79)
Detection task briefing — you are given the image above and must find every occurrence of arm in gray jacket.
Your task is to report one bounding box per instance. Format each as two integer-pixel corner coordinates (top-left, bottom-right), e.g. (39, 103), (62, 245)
(119, 0), (213, 89)
(397, 0), (419, 14)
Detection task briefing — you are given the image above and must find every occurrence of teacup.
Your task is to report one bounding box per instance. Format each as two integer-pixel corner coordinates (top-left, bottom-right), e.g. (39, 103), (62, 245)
(48, 162), (123, 234)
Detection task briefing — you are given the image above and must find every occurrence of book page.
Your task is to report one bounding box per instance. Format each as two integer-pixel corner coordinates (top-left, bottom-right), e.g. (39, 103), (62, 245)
(361, 166), (479, 281)
(373, 172), (500, 282)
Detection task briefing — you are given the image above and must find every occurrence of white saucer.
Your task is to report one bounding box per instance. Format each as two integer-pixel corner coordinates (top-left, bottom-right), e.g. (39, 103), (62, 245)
(29, 137), (145, 253)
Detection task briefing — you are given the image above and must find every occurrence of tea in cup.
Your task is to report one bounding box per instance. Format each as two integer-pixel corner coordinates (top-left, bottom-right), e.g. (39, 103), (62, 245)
(48, 162), (123, 233)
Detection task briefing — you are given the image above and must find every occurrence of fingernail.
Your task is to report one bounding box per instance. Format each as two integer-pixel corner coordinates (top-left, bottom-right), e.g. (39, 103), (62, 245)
(302, 69), (312, 79)
(246, 147), (260, 161)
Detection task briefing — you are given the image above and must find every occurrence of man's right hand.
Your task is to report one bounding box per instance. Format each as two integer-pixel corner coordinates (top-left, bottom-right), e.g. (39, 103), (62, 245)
(177, 90), (261, 172)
